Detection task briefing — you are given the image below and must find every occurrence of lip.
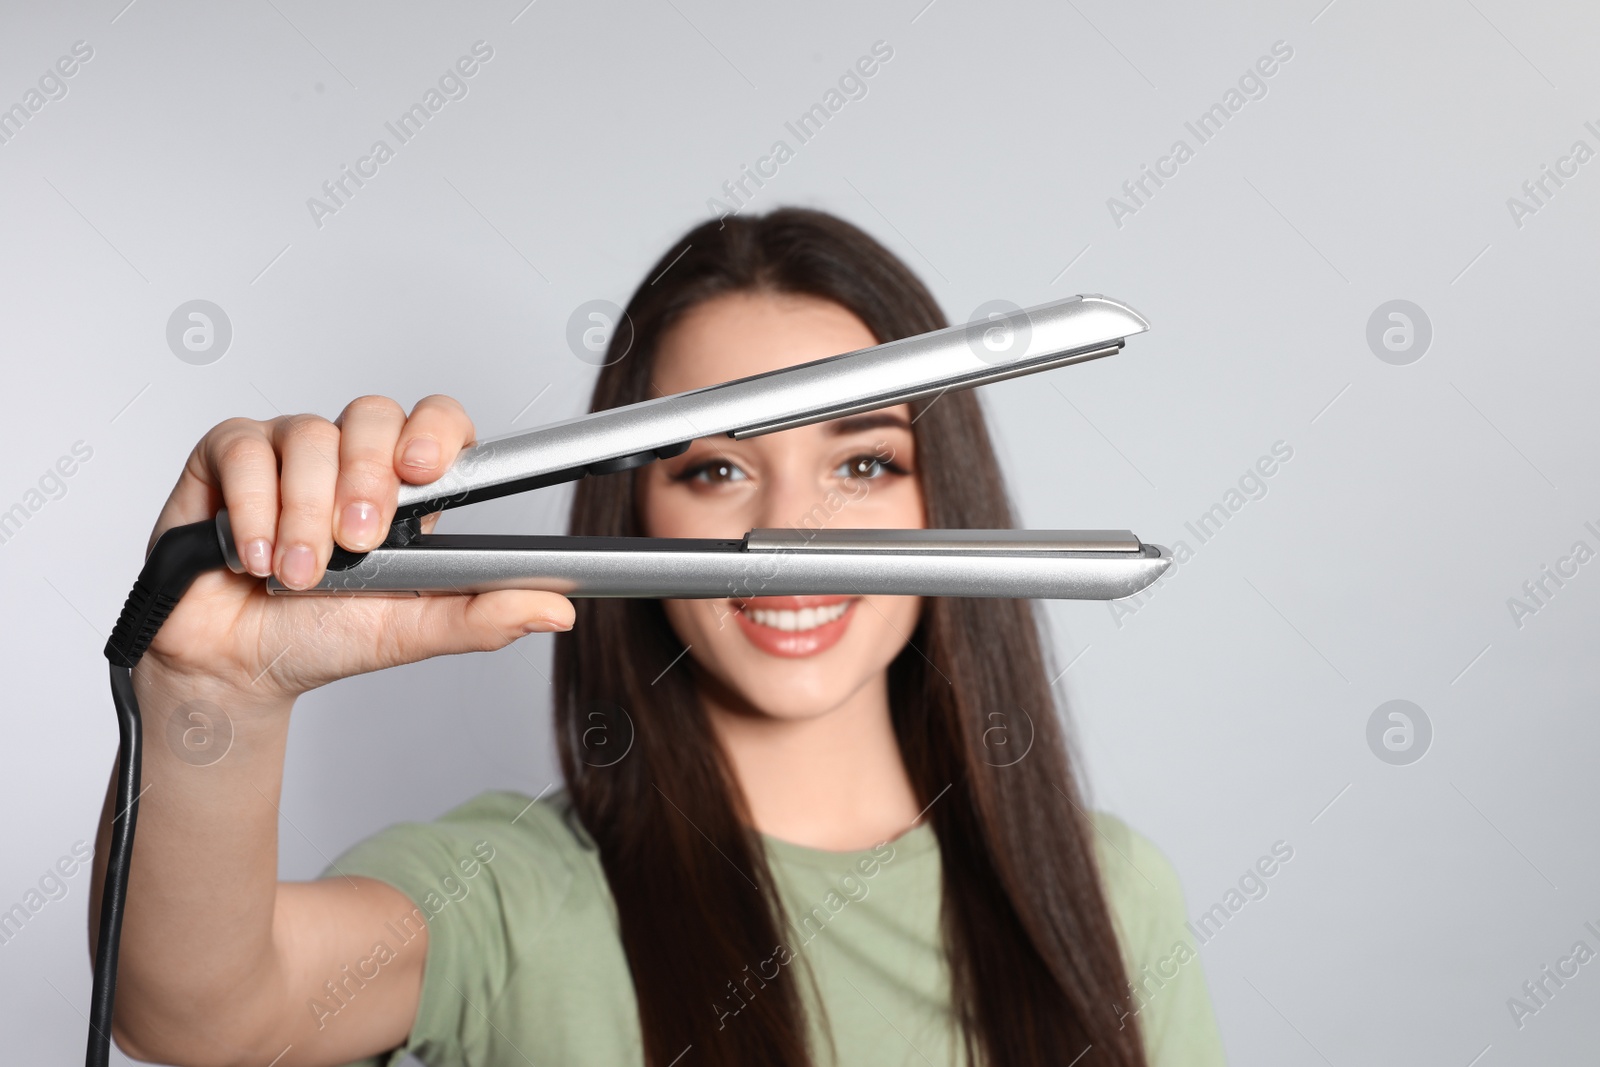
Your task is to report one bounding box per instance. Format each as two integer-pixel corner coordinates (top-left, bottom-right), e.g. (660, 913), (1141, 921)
(731, 595), (859, 658)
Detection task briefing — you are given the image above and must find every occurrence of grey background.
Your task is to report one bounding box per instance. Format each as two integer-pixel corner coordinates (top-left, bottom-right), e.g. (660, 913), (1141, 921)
(3, 0), (1597, 1063)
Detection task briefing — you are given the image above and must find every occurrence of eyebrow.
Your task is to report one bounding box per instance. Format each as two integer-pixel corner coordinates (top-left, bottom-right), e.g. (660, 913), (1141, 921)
(824, 412), (912, 436)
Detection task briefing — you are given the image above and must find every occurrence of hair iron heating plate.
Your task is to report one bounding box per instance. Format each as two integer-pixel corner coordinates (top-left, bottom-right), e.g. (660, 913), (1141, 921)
(213, 294), (1172, 601)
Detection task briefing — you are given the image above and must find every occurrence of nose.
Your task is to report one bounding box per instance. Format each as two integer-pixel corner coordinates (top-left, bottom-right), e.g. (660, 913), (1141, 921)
(748, 437), (831, 533)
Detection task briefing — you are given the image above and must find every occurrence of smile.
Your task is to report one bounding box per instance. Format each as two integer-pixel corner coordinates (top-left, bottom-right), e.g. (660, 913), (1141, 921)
(731, 595), (858, 658)
(745, 600), (851, 631)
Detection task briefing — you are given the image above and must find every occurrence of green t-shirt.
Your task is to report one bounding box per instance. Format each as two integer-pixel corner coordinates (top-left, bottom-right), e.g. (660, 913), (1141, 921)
(320, 790), (1227, 1066)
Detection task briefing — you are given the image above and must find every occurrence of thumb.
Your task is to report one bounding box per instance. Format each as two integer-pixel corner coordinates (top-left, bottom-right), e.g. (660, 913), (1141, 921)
(395, 589), (575, 659)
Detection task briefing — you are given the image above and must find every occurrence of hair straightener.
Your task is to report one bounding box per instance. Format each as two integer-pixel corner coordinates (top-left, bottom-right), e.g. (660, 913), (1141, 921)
(89, 293), (1166, 1065)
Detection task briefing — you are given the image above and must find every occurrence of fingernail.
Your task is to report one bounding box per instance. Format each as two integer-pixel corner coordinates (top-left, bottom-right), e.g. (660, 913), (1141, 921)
(339, 500), (380, 550)
(522, 614), (573, 634)
(402, 438), (440, 471)
(281, 543), (315, 589)
(244, 538), (272, 577)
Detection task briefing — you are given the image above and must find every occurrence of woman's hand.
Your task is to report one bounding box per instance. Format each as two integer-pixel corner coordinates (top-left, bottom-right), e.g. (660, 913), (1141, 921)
(95, 395), (562, 1063)
(137, 393), (575, 703)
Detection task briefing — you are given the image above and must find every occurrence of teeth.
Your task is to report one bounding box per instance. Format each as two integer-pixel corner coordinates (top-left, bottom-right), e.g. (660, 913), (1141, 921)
(747, 600), (850, 631)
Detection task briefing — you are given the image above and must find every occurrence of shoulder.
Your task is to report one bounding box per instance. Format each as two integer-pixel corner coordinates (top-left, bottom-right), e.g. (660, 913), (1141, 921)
(331, 787), (588, 863)
(1085, 811), (1191, 979)
(324, 789), (591, 939)
(1086, 810), (1187, 927)
(320, 790), (599, 1064)
(1085, 811), (1230, 1066)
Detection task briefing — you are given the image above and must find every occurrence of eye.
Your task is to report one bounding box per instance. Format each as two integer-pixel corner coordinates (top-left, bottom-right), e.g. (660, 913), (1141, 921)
(835, 454), (904, 480)
(674, 458), (748, 485)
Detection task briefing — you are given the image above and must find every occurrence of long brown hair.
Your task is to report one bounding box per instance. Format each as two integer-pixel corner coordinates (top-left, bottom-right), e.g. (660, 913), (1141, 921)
(553, 207), (1147, 1067)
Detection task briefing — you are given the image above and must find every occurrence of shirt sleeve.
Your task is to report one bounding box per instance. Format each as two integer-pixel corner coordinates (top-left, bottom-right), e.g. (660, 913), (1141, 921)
(1090, 812), (1229, 1067)
(319, 791), (578, 1067)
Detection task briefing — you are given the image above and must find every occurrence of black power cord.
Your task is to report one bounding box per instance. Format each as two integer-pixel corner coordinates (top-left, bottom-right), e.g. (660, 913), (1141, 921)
(92, 519), (227, 1067)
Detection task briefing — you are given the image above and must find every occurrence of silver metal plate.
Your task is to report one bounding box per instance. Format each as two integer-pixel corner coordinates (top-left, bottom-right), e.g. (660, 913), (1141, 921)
(262, 532), (1171, 601)
(388, 294), (1148, 509)
(744, 529), (1142, 553)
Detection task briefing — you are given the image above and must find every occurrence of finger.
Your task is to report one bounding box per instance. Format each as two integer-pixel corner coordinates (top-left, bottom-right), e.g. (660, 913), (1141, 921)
(204, 421), (281, 577)
(331, 395), (406, 552)
(271, 415), (342, 591)
(147, 417), (261, 560)
(395, 394), (476, 484)
(383, 590), (575, 666)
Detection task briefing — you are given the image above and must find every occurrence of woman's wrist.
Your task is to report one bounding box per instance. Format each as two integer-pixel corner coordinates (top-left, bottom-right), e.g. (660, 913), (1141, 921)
(131, 653), (296, 738)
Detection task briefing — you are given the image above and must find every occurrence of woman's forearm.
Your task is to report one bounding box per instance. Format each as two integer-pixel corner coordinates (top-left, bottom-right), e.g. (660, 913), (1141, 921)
(89, 655), (297, 1058)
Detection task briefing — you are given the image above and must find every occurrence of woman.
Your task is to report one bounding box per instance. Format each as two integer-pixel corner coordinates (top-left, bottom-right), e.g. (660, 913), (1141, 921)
(91, 208), (1226, 1066)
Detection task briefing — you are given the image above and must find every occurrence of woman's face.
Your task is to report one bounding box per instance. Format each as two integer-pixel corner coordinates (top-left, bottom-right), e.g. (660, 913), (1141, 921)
(636, 290), (925, 721)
